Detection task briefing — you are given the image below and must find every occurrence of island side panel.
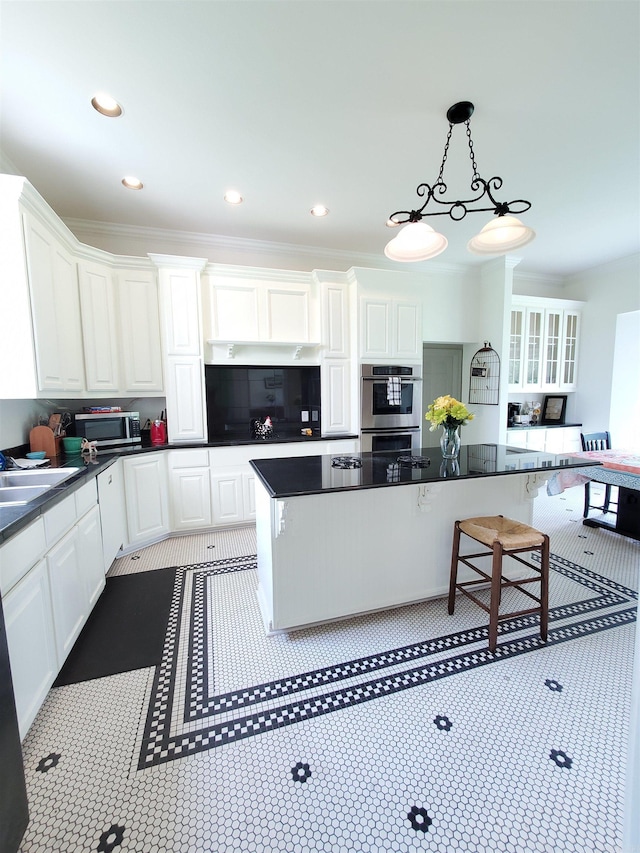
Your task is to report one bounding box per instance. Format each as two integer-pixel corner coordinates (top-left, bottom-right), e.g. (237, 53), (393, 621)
(257, 473), (538, 633)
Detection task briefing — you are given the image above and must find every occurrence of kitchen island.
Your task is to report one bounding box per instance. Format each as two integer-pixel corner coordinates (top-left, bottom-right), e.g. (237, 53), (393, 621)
(250, 445), (601, 633)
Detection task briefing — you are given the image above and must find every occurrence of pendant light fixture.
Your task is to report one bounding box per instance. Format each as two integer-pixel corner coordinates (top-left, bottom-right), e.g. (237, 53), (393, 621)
(384, 101), (535, 262)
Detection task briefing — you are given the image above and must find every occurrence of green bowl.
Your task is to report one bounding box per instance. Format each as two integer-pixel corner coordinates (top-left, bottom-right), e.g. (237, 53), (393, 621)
(62, 436), (84, 453)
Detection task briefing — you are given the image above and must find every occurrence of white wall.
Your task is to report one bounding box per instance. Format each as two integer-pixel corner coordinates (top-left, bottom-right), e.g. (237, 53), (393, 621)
(562, 254), (640, 436)
(610, 311), (640, 451)
(0, 399), (50, 450)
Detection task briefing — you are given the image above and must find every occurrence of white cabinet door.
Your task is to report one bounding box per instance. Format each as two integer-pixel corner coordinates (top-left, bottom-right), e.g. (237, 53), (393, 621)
(264, 284), (310, 342)
(360, 298), (391, 358)
(158, 268), (202, 355)
(541, 309), (563, 389)
(117, 268), (163, 392)
(523, 308), (544, 389)
(164, 356), (206, 442)
(97, 459), (128, 572)
(207, 281), (260, 341)
(123, 454), (170, 547)
(78, 261), (120, 392)
(23, 211), (85, 392)
(321, 282), (349, 358)
(360, 297), (421, 360)
(242, 471), (256, 521)
(393, 301), (422, 360)
(560, 311), (580, 390)
(3, 558), (58, 739)
(76, 505), (105, 609)
(508, 307), (525, 389)
(211, 471), (244, 525)
(47, 527), (85, 665)
(170, 467), (213, 531)
(321, 359), (351, 434)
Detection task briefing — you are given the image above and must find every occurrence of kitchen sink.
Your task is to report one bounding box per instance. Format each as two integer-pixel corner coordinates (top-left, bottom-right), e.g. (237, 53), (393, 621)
(0, 485), (52, 506)
(0, 468), (79, 488)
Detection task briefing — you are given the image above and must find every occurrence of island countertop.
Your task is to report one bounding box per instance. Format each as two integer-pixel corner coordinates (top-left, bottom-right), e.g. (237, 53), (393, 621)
(249, 444), (601, 499)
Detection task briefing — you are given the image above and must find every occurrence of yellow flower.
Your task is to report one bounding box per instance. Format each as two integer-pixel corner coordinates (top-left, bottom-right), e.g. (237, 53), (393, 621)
(425, 396), (474, 431)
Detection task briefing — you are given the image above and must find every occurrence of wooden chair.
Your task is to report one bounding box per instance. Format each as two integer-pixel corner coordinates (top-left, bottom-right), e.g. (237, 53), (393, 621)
(449, 515), (550, 653)
(580, 431), (614, 518)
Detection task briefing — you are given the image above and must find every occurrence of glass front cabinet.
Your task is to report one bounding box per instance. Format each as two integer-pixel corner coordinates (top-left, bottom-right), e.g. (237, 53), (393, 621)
(508, 297), (583, 393)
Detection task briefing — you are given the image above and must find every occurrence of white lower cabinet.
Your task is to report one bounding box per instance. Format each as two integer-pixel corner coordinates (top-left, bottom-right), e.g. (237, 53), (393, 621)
(211, 470), (246, 525)
(47, 527), (86, 664)
(169, 450), (212, 531)
(3, 558), (58, 739)
(123, 454), (170, 547)
(77, 505), (105, 609)
(2, 479), (103, 739)
(506, 426), (581, 453)
(97, 459), (128, 573)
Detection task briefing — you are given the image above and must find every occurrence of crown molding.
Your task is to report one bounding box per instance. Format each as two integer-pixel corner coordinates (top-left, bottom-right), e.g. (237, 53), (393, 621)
(204, 263), (313, 285)
(62, 217), (475, 277)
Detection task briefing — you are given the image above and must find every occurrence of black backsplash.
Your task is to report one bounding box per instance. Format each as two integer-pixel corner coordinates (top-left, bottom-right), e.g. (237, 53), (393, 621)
(205, 365), (321, 441)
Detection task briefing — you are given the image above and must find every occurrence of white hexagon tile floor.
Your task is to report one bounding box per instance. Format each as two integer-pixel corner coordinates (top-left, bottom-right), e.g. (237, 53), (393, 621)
(18, 485), (638, 852)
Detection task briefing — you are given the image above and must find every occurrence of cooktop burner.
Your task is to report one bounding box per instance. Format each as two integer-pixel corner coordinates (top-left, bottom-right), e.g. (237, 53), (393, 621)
(396, 455), (431, 468)
(331, 456), (362, 469)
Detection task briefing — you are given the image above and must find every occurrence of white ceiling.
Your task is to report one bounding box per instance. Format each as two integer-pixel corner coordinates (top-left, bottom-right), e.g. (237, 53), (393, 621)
(1, 0), (639, 277)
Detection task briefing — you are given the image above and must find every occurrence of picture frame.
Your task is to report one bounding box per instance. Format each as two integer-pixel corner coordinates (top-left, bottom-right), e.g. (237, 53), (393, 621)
(541, 394), (567, 425)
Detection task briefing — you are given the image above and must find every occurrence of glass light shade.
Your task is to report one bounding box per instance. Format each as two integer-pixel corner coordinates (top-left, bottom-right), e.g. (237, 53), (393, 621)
(384, 221), (448, 262)
(467, 215), (536, 255)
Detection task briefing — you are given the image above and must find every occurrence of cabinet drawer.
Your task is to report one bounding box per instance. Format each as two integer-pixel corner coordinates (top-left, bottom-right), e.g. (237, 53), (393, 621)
(44, 493), (76, 546)
(168, 449), (209, 468)
(74, 479), (97, 517)
(0, 517), (46, 596)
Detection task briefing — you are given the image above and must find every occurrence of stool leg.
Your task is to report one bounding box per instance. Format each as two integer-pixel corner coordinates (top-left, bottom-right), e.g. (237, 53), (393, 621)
(539, 535), (550, 643)
(488, 541), (503, 653)
(603, 485), (612, 514)
(583, 483), (590, 518)
(448, 522), (461, 615)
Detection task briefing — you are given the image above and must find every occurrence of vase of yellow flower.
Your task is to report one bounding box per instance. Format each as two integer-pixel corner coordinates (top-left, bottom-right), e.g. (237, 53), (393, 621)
(424, 395), (474, 459)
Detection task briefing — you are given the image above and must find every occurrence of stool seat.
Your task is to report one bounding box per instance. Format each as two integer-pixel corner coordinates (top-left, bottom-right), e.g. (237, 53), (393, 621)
(458, 516), (545, 550)
(449, 514), (550, 653)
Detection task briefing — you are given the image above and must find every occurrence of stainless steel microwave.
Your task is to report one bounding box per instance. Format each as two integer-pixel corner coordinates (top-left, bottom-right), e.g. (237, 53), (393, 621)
(74, 411), (142, 448)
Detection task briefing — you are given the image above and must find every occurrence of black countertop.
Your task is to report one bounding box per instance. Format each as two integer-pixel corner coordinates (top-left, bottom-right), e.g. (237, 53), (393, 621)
(249, 444), (602, 499)
(507, 422), (582, 430)
(0, 434), (358, 543)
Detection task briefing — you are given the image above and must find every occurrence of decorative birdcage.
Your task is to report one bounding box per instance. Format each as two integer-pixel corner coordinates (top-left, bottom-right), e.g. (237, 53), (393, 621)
(468, 342), (500, 405)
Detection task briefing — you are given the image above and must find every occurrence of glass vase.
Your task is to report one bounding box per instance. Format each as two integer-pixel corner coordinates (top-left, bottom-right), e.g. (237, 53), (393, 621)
(440, 424), (461, 459)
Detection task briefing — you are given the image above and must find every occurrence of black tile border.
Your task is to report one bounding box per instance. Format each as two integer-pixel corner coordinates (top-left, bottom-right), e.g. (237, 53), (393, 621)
(137, 553), (637, 769)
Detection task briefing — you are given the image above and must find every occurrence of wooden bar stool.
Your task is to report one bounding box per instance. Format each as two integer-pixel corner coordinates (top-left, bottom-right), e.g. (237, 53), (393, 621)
(448, 515), (550, 653)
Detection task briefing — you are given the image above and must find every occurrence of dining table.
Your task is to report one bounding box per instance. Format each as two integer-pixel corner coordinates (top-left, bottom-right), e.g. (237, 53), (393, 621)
(548, 449), (640, 541)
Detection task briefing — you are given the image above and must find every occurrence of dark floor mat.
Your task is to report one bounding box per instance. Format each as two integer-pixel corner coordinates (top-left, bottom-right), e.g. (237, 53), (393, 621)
(54, 567), (176, 686)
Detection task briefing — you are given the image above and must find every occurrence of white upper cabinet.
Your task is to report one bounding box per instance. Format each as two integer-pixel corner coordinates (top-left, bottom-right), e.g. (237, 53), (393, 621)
(117, 268), (163, 392)
(157, 265), (204, 355)
(321, 281), (350, 358)
(203, 271), (319, 357)
(359, 297), (422, 360)
(152, 256), (208, 442)
(78, 261), (121, 392)
(508, 297), (583, 393)
(22, 211), (86, 393)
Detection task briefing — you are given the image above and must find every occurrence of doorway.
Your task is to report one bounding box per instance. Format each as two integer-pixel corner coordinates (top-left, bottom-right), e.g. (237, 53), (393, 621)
(422, 344), (464, 447)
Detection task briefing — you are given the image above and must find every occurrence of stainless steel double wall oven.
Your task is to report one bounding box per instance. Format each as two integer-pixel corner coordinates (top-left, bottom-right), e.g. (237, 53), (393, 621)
(360, 364), (422, 453)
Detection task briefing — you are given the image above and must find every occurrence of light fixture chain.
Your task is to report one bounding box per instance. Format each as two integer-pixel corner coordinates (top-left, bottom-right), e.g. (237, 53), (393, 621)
(465, 120), (480, 182)
(437, 123), (454, 183)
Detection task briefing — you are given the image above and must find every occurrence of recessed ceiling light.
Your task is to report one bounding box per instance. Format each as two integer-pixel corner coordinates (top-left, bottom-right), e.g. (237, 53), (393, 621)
(310, 204), (329, 217)
(91, 93), (123, 117)
(224, 190), (243, 205)
(122, 176), (143, 190)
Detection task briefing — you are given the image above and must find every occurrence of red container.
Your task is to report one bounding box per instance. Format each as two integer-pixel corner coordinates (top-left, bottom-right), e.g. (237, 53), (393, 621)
(150, 419), (166, 445)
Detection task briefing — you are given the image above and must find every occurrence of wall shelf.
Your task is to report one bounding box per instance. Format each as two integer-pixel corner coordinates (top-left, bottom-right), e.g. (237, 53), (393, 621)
(207, 340), (321, 360)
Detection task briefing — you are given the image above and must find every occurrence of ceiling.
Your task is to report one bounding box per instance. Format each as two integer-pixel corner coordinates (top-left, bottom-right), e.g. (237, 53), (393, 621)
(1, 0), (639, 277)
